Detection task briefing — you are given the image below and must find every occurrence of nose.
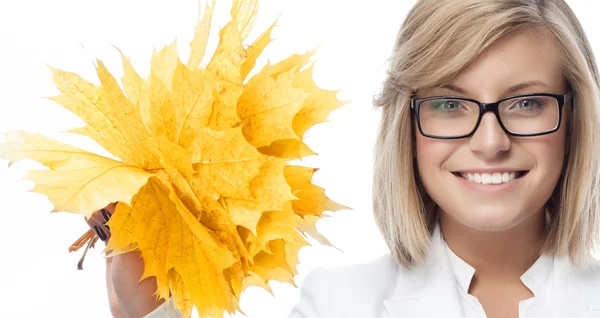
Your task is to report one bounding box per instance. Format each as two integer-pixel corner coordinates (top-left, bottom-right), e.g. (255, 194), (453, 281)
(469, 112), (511, 160)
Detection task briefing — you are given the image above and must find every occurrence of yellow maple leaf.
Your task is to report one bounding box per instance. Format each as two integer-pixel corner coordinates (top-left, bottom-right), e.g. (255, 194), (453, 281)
(223, 157), (297, 235)
(0, 1), (349, 317)
(106, 176), (238, 316)
(0, 131), (153, 213)
(284, 165), (350, 217)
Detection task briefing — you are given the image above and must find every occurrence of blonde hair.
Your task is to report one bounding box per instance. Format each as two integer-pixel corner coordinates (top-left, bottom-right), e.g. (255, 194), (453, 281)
(373, 0), (600, 269)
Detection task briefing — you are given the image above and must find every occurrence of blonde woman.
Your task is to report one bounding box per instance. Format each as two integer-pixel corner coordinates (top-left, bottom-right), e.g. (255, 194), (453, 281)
(88, 0), (600, 317)
(289, 0), (600, 317)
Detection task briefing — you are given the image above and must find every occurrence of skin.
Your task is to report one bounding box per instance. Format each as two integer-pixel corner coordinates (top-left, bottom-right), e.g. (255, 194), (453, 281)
(415, 27), (569, 318)
(85, 204), (165, 318)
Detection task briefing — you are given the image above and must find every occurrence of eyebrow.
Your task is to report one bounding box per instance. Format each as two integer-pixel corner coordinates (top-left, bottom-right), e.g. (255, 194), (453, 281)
(439, 80), (551, 96)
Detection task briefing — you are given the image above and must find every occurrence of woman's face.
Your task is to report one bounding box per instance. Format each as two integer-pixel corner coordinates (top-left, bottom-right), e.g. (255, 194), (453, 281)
(415, 28), (569, 231)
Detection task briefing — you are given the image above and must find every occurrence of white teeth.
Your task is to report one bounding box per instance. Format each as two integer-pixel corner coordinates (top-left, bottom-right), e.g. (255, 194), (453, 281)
(459, 171), (519, 184)
(492, 172), (502, 184)
(481, 173), (491, 184)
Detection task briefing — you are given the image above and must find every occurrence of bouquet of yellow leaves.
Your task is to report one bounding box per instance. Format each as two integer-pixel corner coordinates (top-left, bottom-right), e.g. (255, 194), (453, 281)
(0, 0), (349, 317)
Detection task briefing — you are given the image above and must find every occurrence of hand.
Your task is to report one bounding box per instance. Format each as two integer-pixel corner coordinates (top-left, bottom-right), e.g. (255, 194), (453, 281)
(84, 203), (114, 244)
(85, 203), (166, 318)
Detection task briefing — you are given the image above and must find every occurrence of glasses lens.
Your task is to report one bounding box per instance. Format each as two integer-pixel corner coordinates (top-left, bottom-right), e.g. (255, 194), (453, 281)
(419, 98), (479, 137)
(499, 95), (559, 134)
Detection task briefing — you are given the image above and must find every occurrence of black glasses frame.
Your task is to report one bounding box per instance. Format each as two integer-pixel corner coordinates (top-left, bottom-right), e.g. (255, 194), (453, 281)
(410, 92), (573, 139)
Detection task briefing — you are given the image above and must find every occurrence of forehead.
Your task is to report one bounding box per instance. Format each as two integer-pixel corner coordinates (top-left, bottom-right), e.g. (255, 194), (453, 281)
(433, 27), (566, 98)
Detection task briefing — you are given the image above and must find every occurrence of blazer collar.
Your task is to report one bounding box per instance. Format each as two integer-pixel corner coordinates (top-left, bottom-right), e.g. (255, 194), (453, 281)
(382, 223), (600, 317)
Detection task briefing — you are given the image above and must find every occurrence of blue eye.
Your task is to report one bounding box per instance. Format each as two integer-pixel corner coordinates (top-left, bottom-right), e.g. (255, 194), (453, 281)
(504, 97), (548, 113)
(433, 100), (461, 110)
(516, 98), (541, 109)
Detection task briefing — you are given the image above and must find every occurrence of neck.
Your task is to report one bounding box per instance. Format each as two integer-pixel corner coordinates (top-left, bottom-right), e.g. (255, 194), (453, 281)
(439, 208), (549, 281)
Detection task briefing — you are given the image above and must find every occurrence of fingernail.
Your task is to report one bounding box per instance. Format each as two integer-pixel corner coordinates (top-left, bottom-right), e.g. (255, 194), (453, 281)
(93, 226), (107, 241)
(105, 224), (110, 231)
(100, 209), (111, 223)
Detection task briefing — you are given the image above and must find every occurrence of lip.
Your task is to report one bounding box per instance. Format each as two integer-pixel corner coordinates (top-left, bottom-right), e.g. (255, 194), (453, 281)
(452, 168), (526, 174)
(452, 171), (528, 195)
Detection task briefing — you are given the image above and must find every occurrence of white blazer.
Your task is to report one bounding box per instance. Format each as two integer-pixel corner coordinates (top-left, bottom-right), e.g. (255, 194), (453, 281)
(145, 224), (600, 318)
(287, 224), (600, 318)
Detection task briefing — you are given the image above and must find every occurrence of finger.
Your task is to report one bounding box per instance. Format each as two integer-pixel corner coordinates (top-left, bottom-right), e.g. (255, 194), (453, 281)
(84, 203), (118, 242)
(93, 223), (111, 242)
(86, 212), (112, 242)
(101, 209), (112, 223)
(90, 213), (105, 226)
(101, 203), (117, 231)
(104, 202), (117, 213)
(101, 225), (111, 241)
(84, 213), (101, 228)
(100, 209), (113, 231)
(93, 225), (108, 241)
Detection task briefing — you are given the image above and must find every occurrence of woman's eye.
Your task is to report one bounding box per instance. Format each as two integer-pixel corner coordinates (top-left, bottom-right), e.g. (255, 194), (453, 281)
(434, 100), (460, 110)
(516, 99), (540, 109)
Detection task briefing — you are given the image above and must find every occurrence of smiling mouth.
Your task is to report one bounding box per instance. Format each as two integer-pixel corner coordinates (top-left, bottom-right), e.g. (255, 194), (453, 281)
(451, 171), (529, 185)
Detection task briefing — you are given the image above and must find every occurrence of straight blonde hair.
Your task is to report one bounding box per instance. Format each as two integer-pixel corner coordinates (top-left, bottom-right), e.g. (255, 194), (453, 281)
(373, 0), (600, 269)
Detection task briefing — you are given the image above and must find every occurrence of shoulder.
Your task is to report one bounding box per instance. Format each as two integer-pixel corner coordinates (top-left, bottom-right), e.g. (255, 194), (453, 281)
(557, 254), (600, 310)
(289, 254), (400, 317)
(323, 253), (400, 293)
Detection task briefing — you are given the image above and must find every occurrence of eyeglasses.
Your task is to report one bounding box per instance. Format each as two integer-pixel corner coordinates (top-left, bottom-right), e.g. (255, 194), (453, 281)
(410, 92), (573, 139)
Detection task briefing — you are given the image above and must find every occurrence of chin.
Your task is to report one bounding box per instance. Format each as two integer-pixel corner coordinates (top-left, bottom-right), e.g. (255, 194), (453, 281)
(452, 206), (527, 232)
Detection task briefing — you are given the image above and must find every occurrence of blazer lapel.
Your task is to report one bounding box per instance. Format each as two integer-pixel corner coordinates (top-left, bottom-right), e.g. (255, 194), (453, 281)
(383, 225), (464, 318)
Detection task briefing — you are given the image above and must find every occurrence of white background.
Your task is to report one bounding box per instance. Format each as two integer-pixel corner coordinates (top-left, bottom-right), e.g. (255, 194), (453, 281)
(0, 1), (598, 317)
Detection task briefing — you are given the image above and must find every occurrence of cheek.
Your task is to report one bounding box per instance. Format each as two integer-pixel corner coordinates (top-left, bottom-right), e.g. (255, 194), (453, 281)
(532, 114), (568, 166)
(527, 131), (567, 177)
(415, 134), (434, 173)
(415, 133), (458, 179)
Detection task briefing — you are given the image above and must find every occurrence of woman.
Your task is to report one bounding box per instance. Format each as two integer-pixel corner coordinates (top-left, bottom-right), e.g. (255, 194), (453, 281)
(89, 0), (600, 317)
